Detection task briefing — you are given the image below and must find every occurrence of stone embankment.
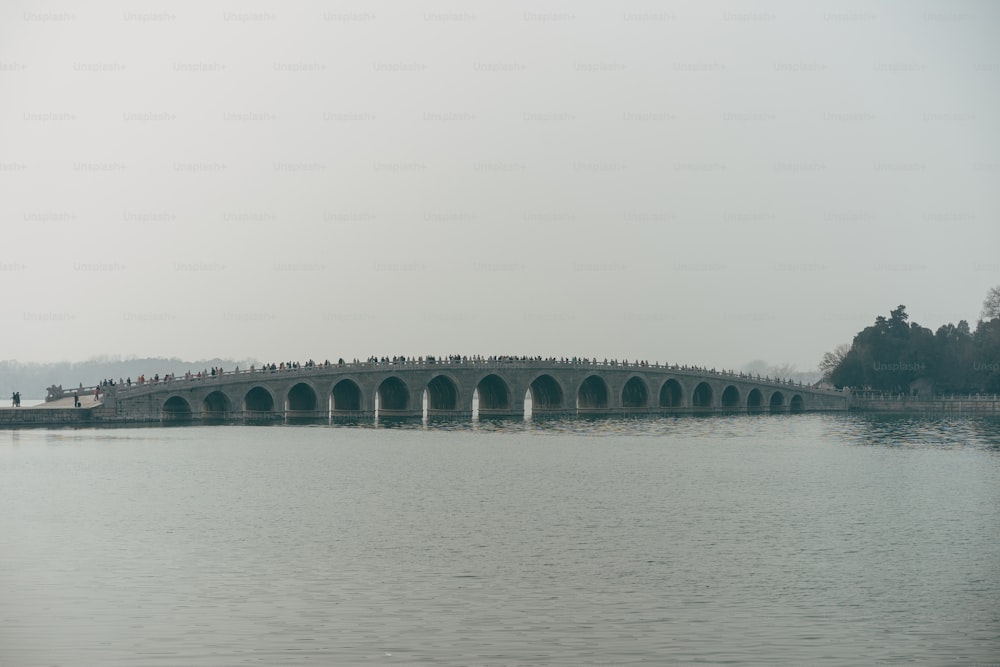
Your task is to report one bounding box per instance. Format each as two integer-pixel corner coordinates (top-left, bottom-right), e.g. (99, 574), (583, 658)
(850, 393), (1000, 415)
(0, 396), (110, 426)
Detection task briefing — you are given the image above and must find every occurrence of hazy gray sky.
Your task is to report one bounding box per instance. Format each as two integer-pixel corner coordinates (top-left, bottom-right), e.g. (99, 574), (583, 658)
(2, 0), (998, 370)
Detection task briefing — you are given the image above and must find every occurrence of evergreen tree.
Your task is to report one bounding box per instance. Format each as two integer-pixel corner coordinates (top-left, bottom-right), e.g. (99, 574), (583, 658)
(825, 288), (1000, 393)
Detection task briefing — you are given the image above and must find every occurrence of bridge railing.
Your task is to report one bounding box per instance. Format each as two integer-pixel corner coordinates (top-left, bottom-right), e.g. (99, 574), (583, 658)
(45, 384), (108, 403)
(851, 391), (1000, 402)
(93, 358), (843, 400)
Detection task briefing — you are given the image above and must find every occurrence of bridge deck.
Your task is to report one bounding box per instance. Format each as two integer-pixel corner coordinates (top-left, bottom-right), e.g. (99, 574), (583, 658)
(106, 360), (833, 397)
(70, 359), (848, 425)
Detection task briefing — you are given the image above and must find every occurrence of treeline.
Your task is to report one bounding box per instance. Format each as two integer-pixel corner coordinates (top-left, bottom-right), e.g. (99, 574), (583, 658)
(1, 356), (256, 399)
(742, 359), (821, 386)
(824, 301), (1000, 394)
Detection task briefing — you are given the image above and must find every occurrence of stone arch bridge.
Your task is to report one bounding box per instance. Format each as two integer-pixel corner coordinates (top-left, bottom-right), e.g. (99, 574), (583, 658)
(101, 359), (848, 423)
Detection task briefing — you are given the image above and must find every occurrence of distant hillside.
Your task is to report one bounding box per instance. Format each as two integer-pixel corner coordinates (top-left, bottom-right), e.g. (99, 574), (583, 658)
(1, 357), (257, 400)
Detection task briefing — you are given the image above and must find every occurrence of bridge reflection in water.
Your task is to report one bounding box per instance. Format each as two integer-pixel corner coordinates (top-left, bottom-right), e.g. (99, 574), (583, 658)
(102, 359), (847, 424)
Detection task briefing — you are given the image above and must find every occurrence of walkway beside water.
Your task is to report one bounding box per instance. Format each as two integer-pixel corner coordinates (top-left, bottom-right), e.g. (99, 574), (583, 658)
(0, 397), (104, 426)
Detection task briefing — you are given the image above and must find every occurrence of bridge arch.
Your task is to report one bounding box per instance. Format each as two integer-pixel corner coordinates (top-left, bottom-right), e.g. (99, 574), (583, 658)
(162, 395), (193, 420)
(769, 391), (785, 413)
(721, 385), (740, 409)
(331, 378), (363, 411)
(692, 382), (713, 409)
(244, 385), (276, 413)
(621, 376), (649, 409)
(475, 373), (510, 411)
(202, 390), (233, 417)
(287, 382), (319, 412)
(377, 376), (410, 411)
(529, 373), (564, 411)
(659, 378), (683, 408)
(747, 388), (764, 411)
(790, 394), (804, 413)
(577, 375), (609, 410)
(426, 374), (459, 411)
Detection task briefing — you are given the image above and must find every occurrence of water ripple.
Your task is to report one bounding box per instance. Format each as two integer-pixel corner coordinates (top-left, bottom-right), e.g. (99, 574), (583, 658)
(1, 415), (998, 665)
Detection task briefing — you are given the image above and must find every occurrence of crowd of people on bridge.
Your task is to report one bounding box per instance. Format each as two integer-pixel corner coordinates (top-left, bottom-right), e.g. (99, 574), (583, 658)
(98, 354), (809, 396)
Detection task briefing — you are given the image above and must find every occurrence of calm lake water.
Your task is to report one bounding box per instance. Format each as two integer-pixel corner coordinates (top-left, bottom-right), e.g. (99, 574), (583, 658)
(2, 415), (999, 666)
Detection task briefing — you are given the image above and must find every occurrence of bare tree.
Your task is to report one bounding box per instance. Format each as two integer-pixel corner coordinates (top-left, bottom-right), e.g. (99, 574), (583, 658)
(769, 362), (798, 379)
(819, 343), (851, 381)
(982, 285), (1000, 321)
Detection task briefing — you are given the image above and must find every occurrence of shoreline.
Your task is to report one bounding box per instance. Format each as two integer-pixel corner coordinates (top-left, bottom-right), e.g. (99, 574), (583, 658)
(2, 406), (997, 429)
(851, 397), (1000, 416)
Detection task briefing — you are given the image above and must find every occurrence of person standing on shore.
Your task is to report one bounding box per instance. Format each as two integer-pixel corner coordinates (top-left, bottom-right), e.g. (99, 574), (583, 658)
(94, 386), (100, 402)
(73, 392), (79, 408)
